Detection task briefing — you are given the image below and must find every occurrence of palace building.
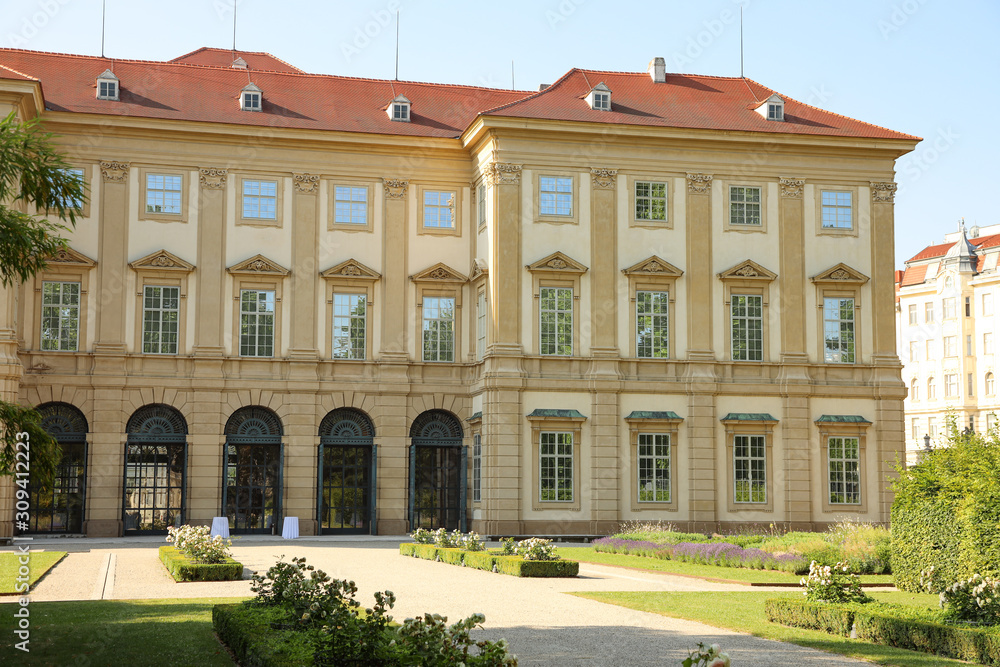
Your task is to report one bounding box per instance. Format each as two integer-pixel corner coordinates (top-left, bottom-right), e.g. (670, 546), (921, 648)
(0, 48), (919, 537)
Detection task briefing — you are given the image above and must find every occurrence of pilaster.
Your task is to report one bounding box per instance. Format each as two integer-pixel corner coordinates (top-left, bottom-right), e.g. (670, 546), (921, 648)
(871, 182), (899, 364)
(485, 160), (523, 355)
(685, 173), (714, 361)
(288, 173), (320, 366)
(375, 387), (409, 534)
(92, 161), (130, 360)
(187, 388), (224, 527)
(380, 178), (409, 362)
(284, 392), (319, 535)
(782, 389), (812, 527)
(686, 365), (718, 528)
(778, 178), (808, 366)
(589, 168), (619, 357)
(193, 167), (227, 359)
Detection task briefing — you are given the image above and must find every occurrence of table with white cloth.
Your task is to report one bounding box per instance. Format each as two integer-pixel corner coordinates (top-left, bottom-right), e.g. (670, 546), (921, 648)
(210, 516), (230, 538)
(281, 516), (299, 539)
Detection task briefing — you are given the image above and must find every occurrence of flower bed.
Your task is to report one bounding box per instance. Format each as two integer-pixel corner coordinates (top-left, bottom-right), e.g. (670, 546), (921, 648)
(400, 543), (579, 578)
(158, 546), (244, 582)
(765, 597), (1000, 665)
(593, 537), (807, 574)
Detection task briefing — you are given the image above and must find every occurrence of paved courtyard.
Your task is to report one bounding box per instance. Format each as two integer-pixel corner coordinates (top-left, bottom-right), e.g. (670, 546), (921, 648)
(6, 536), (865, 666)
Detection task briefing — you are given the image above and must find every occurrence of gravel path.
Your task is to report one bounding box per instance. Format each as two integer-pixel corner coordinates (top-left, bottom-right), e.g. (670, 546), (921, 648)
(4, 537), (866, 666)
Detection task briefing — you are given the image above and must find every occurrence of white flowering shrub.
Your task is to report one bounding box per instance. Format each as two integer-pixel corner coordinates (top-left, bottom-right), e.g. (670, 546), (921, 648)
(800, 560), (870, 604)
(515, 538), (557, 561)
(940, 574), (1000, 625)
(682, 642), (731, 667)
(500, 537), (516, 555)
(458, 531), (486, 552)
(410, 528), (434, 544)
(166, 525), (232, 564)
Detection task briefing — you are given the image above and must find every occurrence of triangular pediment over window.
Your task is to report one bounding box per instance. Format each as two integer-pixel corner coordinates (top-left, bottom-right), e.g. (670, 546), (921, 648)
(718, 259), (777, 282)
(622, 255), (683, 277)
(811, 263), (869, 285)
(409, 262), (467, 284)
(47, 247), (96, 267)
(526, 251), (588, 274)
(129, 249), (194, 273)
(227, 254), (290, 276)
(470, 258), (488, 281)
(320, 258), (381, 281)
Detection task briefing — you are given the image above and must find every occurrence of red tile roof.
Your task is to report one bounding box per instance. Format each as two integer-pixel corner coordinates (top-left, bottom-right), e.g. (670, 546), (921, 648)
(906, 233), (1000, 263)
(484, 69), (920, 141)
(900, 265), (927, 287)
(169, 47), (304, 73)
(0, 63), (37, 81)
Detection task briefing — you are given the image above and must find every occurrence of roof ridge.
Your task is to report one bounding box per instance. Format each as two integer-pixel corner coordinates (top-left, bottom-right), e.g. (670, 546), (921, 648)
(0, 63), (37, 81)
(169, 46), (305, 73)
(478, 67), (580, 116)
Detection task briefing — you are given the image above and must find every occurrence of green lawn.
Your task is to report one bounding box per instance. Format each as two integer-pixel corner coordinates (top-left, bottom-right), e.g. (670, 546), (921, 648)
(572, 590), (964, 667)
(557, 547), (894, 585)
(1, 597), (247, 666)
(0, 551), (66, 594)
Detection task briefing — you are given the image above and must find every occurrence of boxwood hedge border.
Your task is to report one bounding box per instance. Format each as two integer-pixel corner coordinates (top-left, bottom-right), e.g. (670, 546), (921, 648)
(399, 543), (579, 578)
(158, 545), (244, 582)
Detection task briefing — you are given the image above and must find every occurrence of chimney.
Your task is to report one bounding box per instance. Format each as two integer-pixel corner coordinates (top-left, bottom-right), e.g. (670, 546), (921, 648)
(648, 57), (665, 83)
(538, 83), (550, 91)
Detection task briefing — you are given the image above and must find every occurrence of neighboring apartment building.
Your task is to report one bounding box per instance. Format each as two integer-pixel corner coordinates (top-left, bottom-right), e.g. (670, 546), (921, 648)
(0, 47), (919, 538)
(896, 223), (1000, 463)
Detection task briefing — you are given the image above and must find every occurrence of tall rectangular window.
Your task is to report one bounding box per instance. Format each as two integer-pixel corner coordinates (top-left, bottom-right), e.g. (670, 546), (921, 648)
(821, 191), (853, 229)
(477, 184), (486, 227)
(636, 290), (669, 358)
(423, 191), (455, 229)
(925, 302), (934, 323)
(334, 186), (367, 225)
(945, 373), (958, 397)
(539, 431), (573, 502)
(969, 373), (975, 397)
(926, 340), (934, 360)
(911, 417), (919, 440)
(239, 289), (275, 357)
(472, 433), (482, 503)
(476, 289), (487, 360)
(422, 296), (455, 362)
(539, 176), (573, 216)
(731, 294), (763, 361)
(242, 179), (278, 219)
(967, 335), (973, 357)
(983, 293), (994, 316)
(828, 437), (860, 504)
(729, 186), (762, 226)
(943, 297), (957, 319)
(59, 168), (85, 209)
(985, 333), (994, 355)
(540, 287), (573, 356)
(908, 304), (917, 325)
(634, 181), (667, 222)
(944, 335), (957, 357)
(146, 174), (182, 214)
(965, 297), (972, 317)
(637, 433), (670, 502)
(40, 281), (80, 351)
(929, 418), (938, 437)
(332, 293), (366, 359)
(733, 434), (766, 503)
(824, 297), (855, 363)
(909, 341), (918, 362)
(142, 285), (180, 354)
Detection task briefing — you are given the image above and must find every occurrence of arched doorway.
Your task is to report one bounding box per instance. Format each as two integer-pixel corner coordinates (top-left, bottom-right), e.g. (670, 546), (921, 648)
(22, 403), (88, 534)
(124, 404), (187, 534)
(224, 406), (282, 534)
(409, 410), (465, 531)
(318, 408), (376, 535)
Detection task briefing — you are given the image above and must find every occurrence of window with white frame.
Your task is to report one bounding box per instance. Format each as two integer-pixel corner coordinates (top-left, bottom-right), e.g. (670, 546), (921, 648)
(539, 176), (573, 216)
(984, 293), (994, 316)
(637, 433), (670, 502)
(823, 297), (855, 363)
(986, 333), (994, 355)
(636, 290), (669, 358)
(733, 434), (766, 503)
(944, 335), (957, 357)
(145, 174), (182, 215)
(40, 281), (80, 351)
(909, 341), (918, 363)
(476, 289), (487, 360)
(241, 87), (262, 111)
(142, 285), (180, 354)
(966, 297), (972, 317)
(96, 71), (118, 100)
(910, 378), (919, 401)
(967, 335), (974, 357)
(927, 377), (936, 399)
(334, 186), (367, 225)
(969, 373), (975, 397)
(766, 102), (783, 120)
(908, 304), (917, 325)
(242, 179), (278, 220)
(421, 296), (455, 362)
(945, 373), (958, 397)
(423, 191), (455, 229)
(828, 437), (861, 504)
(821, 191), (853, 229)
(943, 297), (957, 319)
(729, 186), (762, 226)
(239, 289), (275, 357)
(926, 339), (934, 360)
(539, 286), (573, 356)
(478, 184), (486, 227)
(539, 431), (573, 502)
(925, 302), (934, 322)
(59, 168), (85, 209)
(929, 417), (938, 437)
(472, 433), (482, 502)
(635, 181), (667, 222)
(911, 417), (920, 440)
(731, 294), (763, 361)
(331, 293), (366, 359)
(989, 413), (997, 431)
(592, 91), (610, 110)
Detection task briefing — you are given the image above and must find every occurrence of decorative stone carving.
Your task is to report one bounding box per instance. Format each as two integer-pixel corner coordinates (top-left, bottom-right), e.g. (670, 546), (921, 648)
(779, 177), (805, 199)
(686, 173), (713, 194)
(871, 181), (897, 203)
(718, 260), (777, 282)
(341, 264), (362, 276)
(639, 260), (667, 273)
(811, 263), (869, 285)
(320, 259), (381, 281)
(410, 262), (468, 283)
(485, 162), (522, 186)
(830, 269), (851, 280)
(100, 160), (129, 183)
(470, 259), (488, 281)
(129, 249), (194, 273)
(48, 247), (97, 267)
(199, 168), (227, 190)
(547, 258), (568, 269)
(591, 168), (618, 190)
(383, 178), (409, 199)
(735, 265), (760, 277)
(622, 256), (683, 278)
(427, 268), (453, 280)
(228, 254), (290, 276)
(293, 173), (320, 194)
(526, 251), (588, 274)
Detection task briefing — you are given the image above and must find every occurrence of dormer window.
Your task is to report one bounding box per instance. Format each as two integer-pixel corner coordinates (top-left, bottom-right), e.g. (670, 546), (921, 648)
(241, 83), (262, 111)
(231, 57), (248, 70)
(756, 94), (784, 121)
(96, 69), (119, 101)
(585, 83), (612, 111)
(387, 94), (410, 122)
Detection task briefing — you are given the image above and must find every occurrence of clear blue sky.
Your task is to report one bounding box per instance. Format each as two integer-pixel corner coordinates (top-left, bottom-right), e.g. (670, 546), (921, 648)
(4, 0), (996, 266)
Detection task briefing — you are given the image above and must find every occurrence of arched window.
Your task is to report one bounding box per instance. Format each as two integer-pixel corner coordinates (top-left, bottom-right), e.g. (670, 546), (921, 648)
(124, 404), (187, 534)
(987, 372), (995, 396)
(910, 378), (919, 402)
(224, 406), (283, 533)
(927, 377), (936, 400)
(318, 408), (376, 535)
(945, 275), (954, 290)
(23, 403), (88, 534)
(409, 410), (465, 532)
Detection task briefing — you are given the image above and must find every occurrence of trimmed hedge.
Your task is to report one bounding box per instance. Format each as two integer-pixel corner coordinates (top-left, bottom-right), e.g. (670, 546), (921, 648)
(766, 598), (1000, 665)
(213, 603), (317, 667)
(159, 546), (244, 582)
(400, 543), (579, 577)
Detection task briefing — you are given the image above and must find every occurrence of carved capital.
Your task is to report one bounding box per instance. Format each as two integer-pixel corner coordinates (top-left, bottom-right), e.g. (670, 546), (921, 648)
(484, 162), (522, 186)
(686, 173), (713, 195)
(199, 168), (228, 190)
(293, 173), (320, 194)
(870, 181), (897, 204)
(382, 178), (408, 200)
(100, 160), (130, 183)
(779, 177), (805, 199)
(591, 168), (618, 190)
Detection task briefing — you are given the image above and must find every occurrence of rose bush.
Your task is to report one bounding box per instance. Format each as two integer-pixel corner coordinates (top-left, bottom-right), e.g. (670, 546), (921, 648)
(166, 525), (233, 564)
